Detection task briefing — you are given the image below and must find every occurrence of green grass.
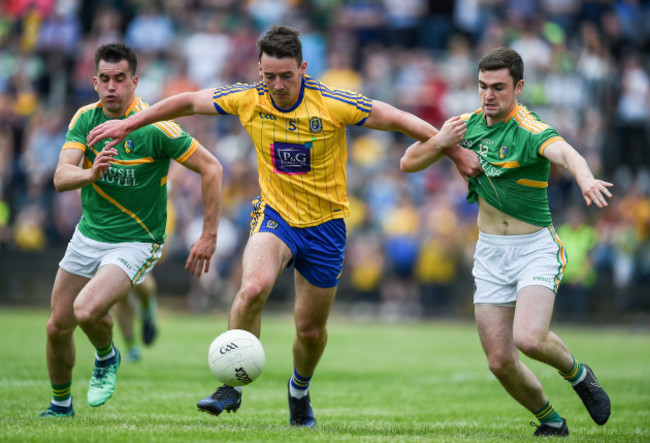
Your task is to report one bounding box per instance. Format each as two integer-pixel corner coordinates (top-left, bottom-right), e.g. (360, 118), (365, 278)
(0, 307), (648, 442)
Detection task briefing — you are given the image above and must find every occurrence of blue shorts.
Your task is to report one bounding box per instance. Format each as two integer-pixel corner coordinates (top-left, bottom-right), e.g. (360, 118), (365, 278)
(250, 197), (346, 288)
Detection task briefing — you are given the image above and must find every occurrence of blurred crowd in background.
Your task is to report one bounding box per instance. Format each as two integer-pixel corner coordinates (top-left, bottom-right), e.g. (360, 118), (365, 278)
(1, 0), (649, 320)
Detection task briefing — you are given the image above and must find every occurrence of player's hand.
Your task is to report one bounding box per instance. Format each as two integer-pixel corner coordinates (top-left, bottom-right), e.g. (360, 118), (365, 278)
(448, 146), (482, 181)
(87, 120), (130, 150)
(185, 233), (217, 277)
(580, 179), (613, 208)
(91, 147), (118, 181)
(436, 116), (467, 149)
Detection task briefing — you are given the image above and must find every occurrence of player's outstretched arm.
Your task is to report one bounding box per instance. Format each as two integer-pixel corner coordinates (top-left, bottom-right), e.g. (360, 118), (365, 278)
(178, 144), (223, 277)
(362, 100), (438, 140)
(86, 89), (217, 150)
(363, 101), (480, 177)
(400, 116), (468, 173)
(542, 139), (613, 208)
(53, 147), (117, 192)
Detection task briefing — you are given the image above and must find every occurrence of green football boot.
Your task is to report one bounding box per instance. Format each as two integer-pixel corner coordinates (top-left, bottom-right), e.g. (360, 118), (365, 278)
(87, 347), (121, 407)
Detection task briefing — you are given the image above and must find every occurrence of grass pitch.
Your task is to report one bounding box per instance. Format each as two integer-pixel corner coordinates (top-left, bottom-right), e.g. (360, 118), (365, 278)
(0, 307), (648, 442)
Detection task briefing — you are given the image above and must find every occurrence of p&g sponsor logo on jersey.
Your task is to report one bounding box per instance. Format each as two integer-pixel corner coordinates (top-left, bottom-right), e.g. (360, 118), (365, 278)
(271, 142), (311, 175)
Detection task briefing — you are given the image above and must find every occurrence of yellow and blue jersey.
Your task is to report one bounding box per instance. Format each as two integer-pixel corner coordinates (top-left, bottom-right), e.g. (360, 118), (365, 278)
(213, 75), (372, 228)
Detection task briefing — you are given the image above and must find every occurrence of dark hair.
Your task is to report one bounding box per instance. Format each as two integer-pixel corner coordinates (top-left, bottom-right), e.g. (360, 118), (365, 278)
(95, 43), (138, 76)
(257, 25), (302, 65)
(478, 47), (524, 85)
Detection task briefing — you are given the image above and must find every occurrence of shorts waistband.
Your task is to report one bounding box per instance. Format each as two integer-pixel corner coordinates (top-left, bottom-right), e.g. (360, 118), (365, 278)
(477, 226), (553, 246)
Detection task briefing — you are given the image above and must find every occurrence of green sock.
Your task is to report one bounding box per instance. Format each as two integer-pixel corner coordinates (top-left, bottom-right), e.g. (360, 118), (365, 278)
(52, 381), (72, 402)
(124, 335), (136, 350)
(533, 400), (563, 425)
(559, 356), (585, 385)
(141, 299), (156, 322)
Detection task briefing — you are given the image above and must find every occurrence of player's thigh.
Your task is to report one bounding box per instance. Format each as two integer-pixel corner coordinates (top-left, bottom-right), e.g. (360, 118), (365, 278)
(74, 264), (134, 318)
(294, 271), (337, 329)
(50, 268), (90, 328)
(475, 304), (516, 358)
(513, 285), (556, 339)
(240, 232), (293, 292)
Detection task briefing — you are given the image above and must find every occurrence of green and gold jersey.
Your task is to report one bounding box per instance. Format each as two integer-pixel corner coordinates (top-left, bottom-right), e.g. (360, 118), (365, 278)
(459, 104), (563, 226)
(212, 75), (372, 228)
(63, 96), (198, 244)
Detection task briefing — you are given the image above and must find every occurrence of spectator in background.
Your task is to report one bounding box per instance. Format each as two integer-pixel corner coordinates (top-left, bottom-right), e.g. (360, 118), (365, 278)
(415, 193), (463, 316)
(124, 2), (175, 55)
(183, 14), (232, 89)
(320, 48), (362, 91)
(556, 206), (598, 319)
(20, 107), (66, 194)
(615, 52), (650, 175)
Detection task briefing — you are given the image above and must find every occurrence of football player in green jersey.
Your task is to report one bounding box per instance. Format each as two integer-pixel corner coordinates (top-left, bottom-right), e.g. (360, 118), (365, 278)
(401, 46), (613, 436)
(39, 43), (222, 418)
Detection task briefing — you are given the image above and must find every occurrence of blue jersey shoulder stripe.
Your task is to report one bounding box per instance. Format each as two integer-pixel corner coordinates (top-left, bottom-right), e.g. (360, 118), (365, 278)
(305, 84), (368, 109)
(215, 83), (251, 93)
(255, 82), (269, 93)
(213, 86), (252, 99)
(306, 81), (362, 101)
(324, 94), (371, 111)
(308, 88), (357, 107)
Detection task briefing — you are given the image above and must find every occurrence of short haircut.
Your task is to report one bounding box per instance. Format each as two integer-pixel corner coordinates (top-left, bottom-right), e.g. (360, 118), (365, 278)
(257, 25), (302, 65)
(95, 43), (138, 76)
(478, 47), (524, 85)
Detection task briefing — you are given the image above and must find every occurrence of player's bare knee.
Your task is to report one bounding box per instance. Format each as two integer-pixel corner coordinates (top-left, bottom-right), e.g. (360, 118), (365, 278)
(513, 333), (543, 358)
(295, 324), (325, 348)
(46, 317), (75, 339)
(72, 303), (100, 327)
(487, 353), (516, 378)
(238, 280), (272, 308)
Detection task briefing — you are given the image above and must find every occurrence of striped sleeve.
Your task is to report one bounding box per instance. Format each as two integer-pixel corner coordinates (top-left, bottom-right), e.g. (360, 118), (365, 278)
(213, 83), (257, 115)
(306, 79), (372, 126)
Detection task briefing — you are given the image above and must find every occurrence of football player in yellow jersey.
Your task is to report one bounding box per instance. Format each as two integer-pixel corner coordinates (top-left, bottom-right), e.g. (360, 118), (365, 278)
(401, 47), (612, 436)
(87, 25), (481, 427)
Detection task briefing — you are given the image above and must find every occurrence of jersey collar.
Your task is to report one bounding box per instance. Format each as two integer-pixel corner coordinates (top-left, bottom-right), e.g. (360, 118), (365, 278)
(124, 95), (140, 117)
(482, 103), (520, 126)
(270, 76), (305, 113)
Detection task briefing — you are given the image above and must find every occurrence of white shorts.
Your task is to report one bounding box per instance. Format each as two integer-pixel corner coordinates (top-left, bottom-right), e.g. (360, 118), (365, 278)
(59, 226), (163, 285)
(472, 227), (566, 306)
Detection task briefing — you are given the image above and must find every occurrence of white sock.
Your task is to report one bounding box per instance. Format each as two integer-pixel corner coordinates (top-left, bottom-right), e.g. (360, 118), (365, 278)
(570, 368), (587, 387)
(96, 348), (115, 361)
(52, 397), (72, 407)
(289, 383), (309, 399)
